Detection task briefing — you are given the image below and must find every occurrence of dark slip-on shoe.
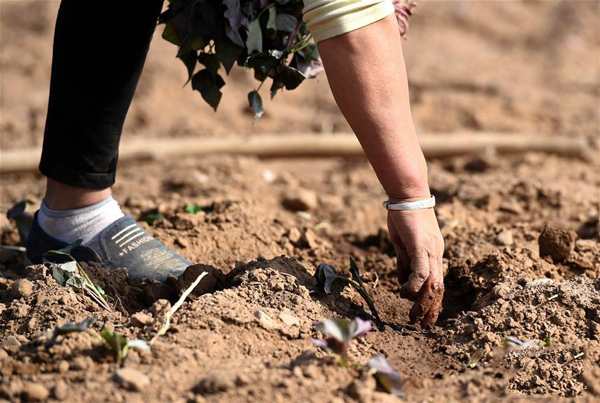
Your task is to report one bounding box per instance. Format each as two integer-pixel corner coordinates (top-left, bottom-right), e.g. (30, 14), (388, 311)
(26, 213), (192, 281)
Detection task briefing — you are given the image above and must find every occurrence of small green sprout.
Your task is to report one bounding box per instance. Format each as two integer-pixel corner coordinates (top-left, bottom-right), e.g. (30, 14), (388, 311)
(100, 327), (150, 364)
(142, 213), (165, 225)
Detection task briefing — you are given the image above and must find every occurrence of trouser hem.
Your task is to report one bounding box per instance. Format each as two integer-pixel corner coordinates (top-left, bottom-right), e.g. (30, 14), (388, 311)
(39, 161), (116, 189)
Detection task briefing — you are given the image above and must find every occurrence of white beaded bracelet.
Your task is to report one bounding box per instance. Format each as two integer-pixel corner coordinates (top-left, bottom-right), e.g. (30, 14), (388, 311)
(382, 195), (436, 211)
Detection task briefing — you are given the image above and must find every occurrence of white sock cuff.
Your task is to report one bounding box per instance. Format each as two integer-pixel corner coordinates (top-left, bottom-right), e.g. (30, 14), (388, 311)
(40, 195), (117, 218)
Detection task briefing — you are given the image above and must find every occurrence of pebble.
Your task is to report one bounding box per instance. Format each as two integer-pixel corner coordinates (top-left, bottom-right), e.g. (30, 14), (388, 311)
(281, 189), (318, 212)
(53, 380), (68, 401)
(495, 230), (514, 246)
(254, 310), (277, 330)
(287, 227), (302, 245)
(279, 311), (300, 327)
(22, 382), (49, 402)
(195, 374), (233, 394)
(115, 368), (150, 392)
(57, 360), (70, 374)
(1, 335), (21, 354)
(130, 312), (154, 327)
(11, 279), (34, 299)
(174, 237), (189, 248)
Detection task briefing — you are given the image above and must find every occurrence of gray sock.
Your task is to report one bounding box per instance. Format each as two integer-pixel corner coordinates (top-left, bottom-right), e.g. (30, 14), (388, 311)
(37, 195), (125, 252)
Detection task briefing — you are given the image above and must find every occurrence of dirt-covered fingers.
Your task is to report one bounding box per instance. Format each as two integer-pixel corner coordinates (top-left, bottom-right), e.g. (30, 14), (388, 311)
(421, 282), (444, 327)
(400, 250), (430, 300)
(408, 253), (444, 327)
(408, 274), (443, 326)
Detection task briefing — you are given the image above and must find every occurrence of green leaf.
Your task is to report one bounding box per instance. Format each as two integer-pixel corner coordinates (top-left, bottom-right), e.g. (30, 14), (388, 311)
(312, 264), (350, 294)
(265, 6), (277, 39)
(276, 14), (298, 32)
(143, 214), (165, 225)
(178, 50), (197, 84)
(349, 257), (364, 287)
(95, 285), (107, 300)
(47, 316), (98, 346)
(44, 239), (83, 261)
(184, 204), (203, 214)
(215, 37), (244, 75)
(65, 274), (84, 291)
(198, 52), (221, 74)
(541, 335), (552, 347)
(190, 36), (206, 51)
(192, 70), (225, 111)
(162, 20), (180, 46)
(122, 339), (150, 359)
(246, 54), (279, 81)
(101, 327), (128, 363)
(299, 43), (320, 62)
(50, 261), (78, 286)
(248, 91), (264, 124)
(54, 317), (97, 336)
(246, 19), (263, 54)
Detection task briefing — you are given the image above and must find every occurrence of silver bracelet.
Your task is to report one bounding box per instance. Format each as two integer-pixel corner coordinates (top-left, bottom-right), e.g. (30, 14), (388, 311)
(382, 195), (436, 211)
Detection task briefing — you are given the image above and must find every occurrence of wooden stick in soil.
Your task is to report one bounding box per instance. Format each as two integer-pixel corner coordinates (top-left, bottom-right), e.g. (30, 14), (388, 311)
(0, 133), (591, 173)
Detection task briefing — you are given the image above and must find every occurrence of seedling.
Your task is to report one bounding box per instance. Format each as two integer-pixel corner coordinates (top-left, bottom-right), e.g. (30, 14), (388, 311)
(184, 204), (214, 215)
(185, 204), (203, 214)
(100, 327), (149, 364)
(367, 355), (404, 397)
(312, 317), (371, 365)
(47, 316), (98, 346)
(44, 240), (111, 311)
(312, 259), (381, 321)
(142, 213), (165, 225)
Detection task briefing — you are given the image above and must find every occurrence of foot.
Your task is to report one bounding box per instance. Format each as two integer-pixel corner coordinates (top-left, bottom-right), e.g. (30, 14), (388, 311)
(26, 206), (192, 281)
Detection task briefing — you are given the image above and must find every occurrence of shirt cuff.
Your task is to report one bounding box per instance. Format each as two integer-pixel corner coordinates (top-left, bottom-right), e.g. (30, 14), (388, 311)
(303, 0), (395, 43)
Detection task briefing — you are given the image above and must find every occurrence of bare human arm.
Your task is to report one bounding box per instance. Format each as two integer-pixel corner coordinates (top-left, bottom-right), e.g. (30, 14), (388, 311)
(316, 14), (444, 327)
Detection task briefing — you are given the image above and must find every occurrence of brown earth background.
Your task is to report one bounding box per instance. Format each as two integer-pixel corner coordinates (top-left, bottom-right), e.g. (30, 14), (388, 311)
(1, 0), (599, 402)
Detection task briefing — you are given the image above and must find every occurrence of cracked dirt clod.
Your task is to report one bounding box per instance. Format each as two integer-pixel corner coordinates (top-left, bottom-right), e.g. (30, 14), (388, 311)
(539, 226), (576, 262)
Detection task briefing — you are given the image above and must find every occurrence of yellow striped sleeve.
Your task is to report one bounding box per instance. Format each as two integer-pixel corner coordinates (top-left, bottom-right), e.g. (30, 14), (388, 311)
(302, 0), (395, 43)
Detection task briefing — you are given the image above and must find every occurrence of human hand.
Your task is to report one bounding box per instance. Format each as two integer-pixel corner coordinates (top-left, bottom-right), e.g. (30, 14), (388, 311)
(387, 206), (445, 328)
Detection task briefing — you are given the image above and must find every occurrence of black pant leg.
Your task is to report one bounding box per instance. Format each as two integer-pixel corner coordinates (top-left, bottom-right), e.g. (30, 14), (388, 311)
(40, 0), (164, 189)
